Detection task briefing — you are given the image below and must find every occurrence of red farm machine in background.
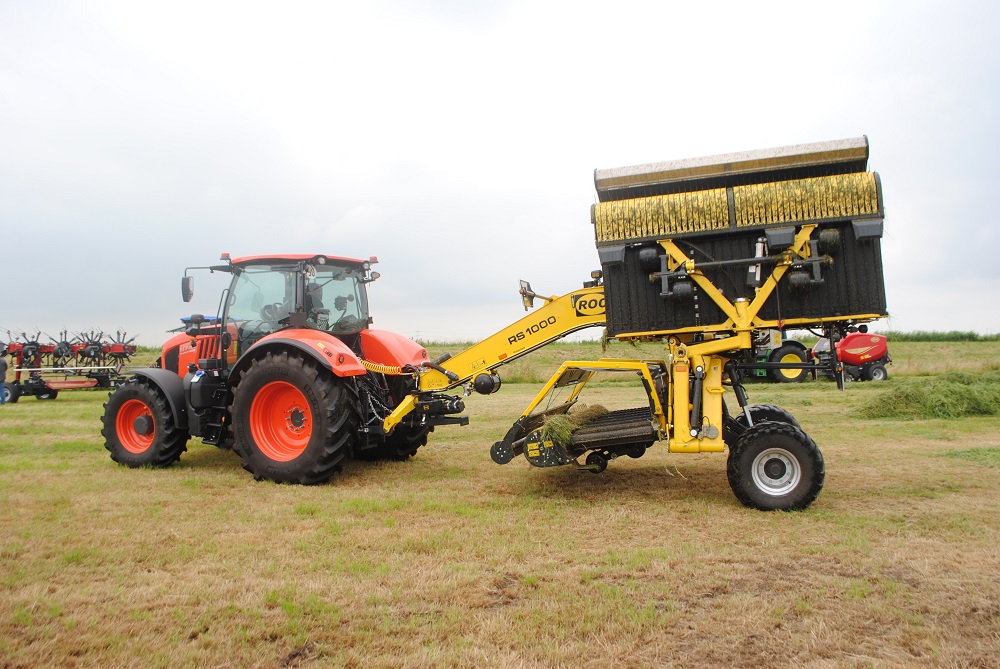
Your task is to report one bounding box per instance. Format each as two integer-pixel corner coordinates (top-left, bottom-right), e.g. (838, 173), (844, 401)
(2, 329), (137, 403)
(811, 326), (892, 382)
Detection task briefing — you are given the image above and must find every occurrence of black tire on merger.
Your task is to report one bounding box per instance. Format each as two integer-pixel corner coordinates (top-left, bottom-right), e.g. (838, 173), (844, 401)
(727, 421), (825, 511)
(722, 403), (800, 448)
(767, 344), (809, 383)
(231, 351), (359, 484)
(101, 377), (189, 468)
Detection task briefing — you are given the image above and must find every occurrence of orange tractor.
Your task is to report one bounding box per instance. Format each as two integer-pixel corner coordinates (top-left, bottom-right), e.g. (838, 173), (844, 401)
(101, 253), (472, 483)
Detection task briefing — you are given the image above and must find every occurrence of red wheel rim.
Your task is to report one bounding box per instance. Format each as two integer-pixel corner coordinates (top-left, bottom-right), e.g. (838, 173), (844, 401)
(249, 381), (313, 462)
(116, 399), (155, 454)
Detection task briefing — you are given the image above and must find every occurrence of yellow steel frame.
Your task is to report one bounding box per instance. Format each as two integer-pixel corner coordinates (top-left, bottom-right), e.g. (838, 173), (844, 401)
(381, 284), (606, 434)
(516, 358), (669, 435)
(614, 224), (883, 341)
(385, 223), (884, 447)
(503, 223), (882, 454)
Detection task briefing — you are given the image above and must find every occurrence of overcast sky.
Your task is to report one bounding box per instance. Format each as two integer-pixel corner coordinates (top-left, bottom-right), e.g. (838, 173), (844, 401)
(2, 1), (998, 347)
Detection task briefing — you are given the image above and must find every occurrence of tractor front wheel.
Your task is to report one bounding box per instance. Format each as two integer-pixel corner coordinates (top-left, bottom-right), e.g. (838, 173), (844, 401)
(101, 378), (189, 467)
(727, 421), (824, 511)
(231, 352), (359, 484)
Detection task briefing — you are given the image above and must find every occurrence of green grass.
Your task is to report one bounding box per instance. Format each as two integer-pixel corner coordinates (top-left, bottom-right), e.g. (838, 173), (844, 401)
(2, 340), (1000, 666)
(882, 330), (1000, 342)
(860, 371), (1000, 419)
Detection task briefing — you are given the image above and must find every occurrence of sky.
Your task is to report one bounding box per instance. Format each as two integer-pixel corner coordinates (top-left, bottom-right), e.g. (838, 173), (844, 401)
(2, 0), (998, 347)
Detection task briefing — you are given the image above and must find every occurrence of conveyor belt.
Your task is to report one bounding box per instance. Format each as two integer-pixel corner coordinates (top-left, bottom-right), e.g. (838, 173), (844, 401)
(569, 407), (656, 449)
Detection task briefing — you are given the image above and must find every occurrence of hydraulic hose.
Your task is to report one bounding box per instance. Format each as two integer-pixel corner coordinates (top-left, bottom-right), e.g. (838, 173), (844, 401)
(360, 359), (409, 376)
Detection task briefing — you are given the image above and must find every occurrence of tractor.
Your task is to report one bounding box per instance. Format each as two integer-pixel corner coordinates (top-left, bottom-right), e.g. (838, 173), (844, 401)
(100, 253), (469, 484)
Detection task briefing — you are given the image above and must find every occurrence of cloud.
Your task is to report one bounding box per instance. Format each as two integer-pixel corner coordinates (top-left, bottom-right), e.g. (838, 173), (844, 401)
(1, 0), (998, 348)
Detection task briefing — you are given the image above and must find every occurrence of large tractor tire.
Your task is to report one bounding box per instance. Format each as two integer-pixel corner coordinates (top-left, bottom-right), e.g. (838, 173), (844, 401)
(101, 377), (189, 468)
(231, 351), (359, 484)
(355, 424), (432, 462)
(727, 421), (824, 511)
(767, 344), (808, 383)
(723, 403), (800, 448)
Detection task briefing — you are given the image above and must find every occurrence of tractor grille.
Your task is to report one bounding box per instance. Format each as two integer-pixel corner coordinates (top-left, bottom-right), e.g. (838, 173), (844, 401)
(196, 337), (221, 360)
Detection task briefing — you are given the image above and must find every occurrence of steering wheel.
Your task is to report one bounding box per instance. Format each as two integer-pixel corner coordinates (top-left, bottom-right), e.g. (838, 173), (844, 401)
(260, 303), (284, 321)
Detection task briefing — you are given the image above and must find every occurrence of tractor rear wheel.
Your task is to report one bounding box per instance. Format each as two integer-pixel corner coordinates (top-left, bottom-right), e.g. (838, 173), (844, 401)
(727, 421), (824, 511)
(767, 344), (808, 383)
(231, 351), (359, 484)
(102, 377), (189, 467)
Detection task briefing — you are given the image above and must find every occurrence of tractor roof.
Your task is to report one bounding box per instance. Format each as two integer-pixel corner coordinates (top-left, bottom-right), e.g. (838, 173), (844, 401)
(230, 253), (370, 267)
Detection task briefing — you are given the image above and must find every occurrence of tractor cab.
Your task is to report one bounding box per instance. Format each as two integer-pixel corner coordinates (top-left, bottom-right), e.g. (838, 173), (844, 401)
(221, 255), (377, 356)
(166, 254), (380, 376)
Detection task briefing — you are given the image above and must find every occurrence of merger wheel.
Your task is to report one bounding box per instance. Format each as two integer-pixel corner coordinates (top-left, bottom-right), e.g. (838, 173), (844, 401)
(727, 421), (824, 511)
(101, 377), (189, 467)
(585, 451), (608, 474)
(231, 351), (359, 484)
(767, 344), (808, 383)
(36, 390), (59, 400)
(723, 403), (800, 448)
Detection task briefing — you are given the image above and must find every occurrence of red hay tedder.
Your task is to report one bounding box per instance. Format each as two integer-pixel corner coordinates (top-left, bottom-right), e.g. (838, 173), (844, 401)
(2, 329), (137, 403)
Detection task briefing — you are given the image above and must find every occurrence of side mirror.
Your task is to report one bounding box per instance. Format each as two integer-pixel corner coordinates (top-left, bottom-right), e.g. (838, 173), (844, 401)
(519, 280), (534, 311)
(181, 276), (194, 303)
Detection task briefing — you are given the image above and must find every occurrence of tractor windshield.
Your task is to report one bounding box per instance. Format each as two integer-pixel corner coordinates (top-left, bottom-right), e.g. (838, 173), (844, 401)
(306, 264), (369, 334)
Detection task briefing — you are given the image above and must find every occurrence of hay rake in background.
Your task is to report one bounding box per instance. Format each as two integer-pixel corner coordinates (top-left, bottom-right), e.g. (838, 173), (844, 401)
(1, 328), (137, 403)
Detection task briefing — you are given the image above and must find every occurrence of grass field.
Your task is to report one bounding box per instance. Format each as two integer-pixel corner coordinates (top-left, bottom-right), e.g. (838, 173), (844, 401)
(2, 341), (999, 667)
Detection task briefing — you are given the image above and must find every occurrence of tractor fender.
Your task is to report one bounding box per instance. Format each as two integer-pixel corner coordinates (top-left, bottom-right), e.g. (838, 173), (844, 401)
(131, 368), (188, 431)
(359, 329), (429, 368)
(229, 330), (367, 382)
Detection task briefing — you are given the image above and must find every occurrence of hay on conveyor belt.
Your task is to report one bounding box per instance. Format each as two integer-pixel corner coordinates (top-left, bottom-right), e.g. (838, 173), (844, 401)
(540, 405), (610, 446)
